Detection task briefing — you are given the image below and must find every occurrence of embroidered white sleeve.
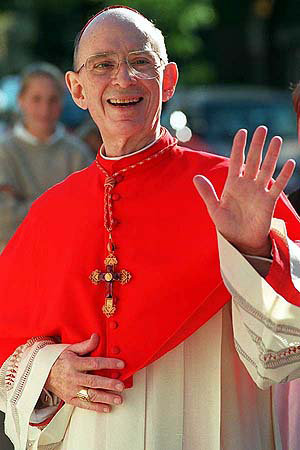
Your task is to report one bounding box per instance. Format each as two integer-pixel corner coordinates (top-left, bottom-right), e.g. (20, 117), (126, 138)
(218, 218), (300, 390)
(0, 338), (69, 450)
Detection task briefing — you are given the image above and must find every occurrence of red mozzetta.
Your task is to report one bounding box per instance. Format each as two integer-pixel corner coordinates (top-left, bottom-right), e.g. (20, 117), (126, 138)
(0, 128), (299, 386)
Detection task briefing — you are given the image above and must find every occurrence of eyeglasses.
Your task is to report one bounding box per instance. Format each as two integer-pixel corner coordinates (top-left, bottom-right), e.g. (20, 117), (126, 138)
(76, 50), (165, 80)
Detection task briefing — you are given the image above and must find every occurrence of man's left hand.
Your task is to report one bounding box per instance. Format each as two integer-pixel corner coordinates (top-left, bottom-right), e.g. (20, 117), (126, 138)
(194, 126), (295, 257)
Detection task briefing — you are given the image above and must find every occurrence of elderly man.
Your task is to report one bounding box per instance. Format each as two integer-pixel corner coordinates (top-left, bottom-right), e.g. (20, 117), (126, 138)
(1, 5), (300, 450)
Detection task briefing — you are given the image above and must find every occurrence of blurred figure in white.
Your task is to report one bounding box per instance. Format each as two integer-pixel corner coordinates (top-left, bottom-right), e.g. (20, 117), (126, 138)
(287, 82), (300, 212)
(274, 81), (300, 450)
(0, 62), (93, 251)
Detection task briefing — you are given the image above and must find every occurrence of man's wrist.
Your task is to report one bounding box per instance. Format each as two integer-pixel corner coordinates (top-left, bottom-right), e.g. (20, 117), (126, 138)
(232, 236), (272, 259)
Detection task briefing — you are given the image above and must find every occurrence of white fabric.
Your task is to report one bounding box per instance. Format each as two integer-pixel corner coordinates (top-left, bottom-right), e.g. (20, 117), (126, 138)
(0, 125), (93, 250)
(99, 130), (163, 160)
(14, 122), (65, 146)
(274, 378), (300, 450)
(29, 389), (61, 424)
(2, 219), (300, 449)
(0, 341), (69, 450)
(219, 219), (300, 389)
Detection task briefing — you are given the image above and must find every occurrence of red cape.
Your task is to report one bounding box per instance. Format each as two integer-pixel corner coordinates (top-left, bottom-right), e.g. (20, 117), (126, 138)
(0, 129), (299, 386)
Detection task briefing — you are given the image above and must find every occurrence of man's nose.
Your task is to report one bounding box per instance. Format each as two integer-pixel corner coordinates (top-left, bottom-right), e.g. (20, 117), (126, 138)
(111, 61), (137, 87)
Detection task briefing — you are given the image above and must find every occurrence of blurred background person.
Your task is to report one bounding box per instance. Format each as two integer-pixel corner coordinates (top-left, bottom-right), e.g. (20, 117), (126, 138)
(288, 81), (300, 213)
(273, 80), (300, 450)
(0, 62), (93, 251)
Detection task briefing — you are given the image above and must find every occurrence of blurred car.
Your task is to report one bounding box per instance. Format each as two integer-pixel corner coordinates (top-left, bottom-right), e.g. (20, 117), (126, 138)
(162, 85), (299, 193)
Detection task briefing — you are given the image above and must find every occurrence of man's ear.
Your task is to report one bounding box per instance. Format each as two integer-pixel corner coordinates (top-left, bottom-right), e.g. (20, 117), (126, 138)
(162, 62), (178, 103)
(65, 71), (88, 110)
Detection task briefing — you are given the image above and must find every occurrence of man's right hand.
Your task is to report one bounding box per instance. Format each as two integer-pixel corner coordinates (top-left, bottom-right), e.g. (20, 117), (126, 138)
(45, 333), (125, 413)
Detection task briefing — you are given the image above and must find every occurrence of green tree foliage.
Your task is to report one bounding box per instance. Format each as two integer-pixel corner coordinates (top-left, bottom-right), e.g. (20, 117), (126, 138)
(0, 0), (218, 85)
(0, 0), (298, 88)
(105, 0), (218, 85)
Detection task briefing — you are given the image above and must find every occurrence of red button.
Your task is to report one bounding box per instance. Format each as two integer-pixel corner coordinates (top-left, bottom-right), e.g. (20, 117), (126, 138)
(115, 175), (124, 183)
(111, 346), (121, 355)
(111, 371), (121, 379)
(112, 219), (120, 227)
(109, 321), (119, 330)
(112, 193), (120, 201)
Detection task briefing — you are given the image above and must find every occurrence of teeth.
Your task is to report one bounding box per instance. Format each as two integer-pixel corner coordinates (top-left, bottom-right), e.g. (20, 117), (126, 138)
(109, 97), (141, 104)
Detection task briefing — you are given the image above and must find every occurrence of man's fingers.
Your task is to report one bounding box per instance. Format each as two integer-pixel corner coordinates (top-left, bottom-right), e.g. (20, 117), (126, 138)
(70, 397), (112, 413)
(68, 333), (100, 356)
(79, 387), (123, 406)
(69, 385), (124, 413)
(74, 355), (125, 372)
(257, 136), (282, 187)
(193, 175), (219, 217)
(244, 125), (267, 179)
(228, 128), (247, 178)
(77, 372), (124, 392)
(270, 159), (296, 198)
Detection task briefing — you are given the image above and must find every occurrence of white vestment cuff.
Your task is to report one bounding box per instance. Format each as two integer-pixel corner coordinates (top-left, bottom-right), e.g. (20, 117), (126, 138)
(218, 218), (300, 389)
(1, 340), (68, 450)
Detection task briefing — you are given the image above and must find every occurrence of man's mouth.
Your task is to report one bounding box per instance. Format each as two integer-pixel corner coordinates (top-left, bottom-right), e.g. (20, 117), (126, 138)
(107, 97), (143, 106)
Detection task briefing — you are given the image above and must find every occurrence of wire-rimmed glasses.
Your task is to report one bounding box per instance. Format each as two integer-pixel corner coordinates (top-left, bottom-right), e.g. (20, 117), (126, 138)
(76, 50), (165, 80)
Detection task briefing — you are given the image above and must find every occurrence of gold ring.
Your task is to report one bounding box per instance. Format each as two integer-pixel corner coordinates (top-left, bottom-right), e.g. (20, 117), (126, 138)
(76, 388), (91, 402)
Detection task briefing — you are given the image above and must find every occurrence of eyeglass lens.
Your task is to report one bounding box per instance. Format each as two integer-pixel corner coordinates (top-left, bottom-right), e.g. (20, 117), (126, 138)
(85, 51), (162, 79)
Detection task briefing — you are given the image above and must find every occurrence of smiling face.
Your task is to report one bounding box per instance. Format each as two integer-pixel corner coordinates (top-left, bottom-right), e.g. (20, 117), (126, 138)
(66, 11), (178, 155)
(18, 75), (62, 139)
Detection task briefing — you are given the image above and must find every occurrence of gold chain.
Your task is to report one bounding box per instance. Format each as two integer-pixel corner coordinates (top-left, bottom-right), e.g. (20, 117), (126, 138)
(91, 139), (177, 317)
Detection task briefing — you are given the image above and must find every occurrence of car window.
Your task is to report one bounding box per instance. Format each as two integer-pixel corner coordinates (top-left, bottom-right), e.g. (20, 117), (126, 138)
(193, 100), (296, 140)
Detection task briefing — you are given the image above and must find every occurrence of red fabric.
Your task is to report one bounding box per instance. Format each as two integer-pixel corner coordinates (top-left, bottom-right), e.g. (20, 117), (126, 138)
(266, 218), (300, 307)
(0, 128), (300, 385)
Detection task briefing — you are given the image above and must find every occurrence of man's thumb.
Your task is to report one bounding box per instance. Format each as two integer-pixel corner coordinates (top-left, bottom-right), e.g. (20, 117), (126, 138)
(68, 333), (100, 356)
(193, 175), (219, 217)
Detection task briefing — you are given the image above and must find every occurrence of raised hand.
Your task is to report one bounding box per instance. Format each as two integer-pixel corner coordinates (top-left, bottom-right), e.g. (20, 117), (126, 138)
(45, 333), (125, 413)
(194, 126), (295, 257)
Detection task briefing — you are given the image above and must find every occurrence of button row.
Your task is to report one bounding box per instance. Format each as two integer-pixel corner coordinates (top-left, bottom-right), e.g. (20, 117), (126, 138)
(112, 193), (120, 201)
(109, 320), (120, 359)
(111, 345), (120, 355)
(115, 174), (124, 183)
(109, 320), (118, 329)
(107, 177), (122, 364)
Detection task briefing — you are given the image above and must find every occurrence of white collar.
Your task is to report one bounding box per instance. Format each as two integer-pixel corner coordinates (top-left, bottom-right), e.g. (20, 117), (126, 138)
(14, 122), (65, 146)
(99, 131), (163, 161)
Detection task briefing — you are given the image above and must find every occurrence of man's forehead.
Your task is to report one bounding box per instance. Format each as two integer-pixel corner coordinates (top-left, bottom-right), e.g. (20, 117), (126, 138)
(78, 11), (157, 59)
(80, 6), (146, 38)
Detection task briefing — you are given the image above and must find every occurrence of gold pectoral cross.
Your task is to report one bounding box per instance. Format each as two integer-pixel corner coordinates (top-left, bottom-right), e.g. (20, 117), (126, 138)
(89, 253), (131, 318)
